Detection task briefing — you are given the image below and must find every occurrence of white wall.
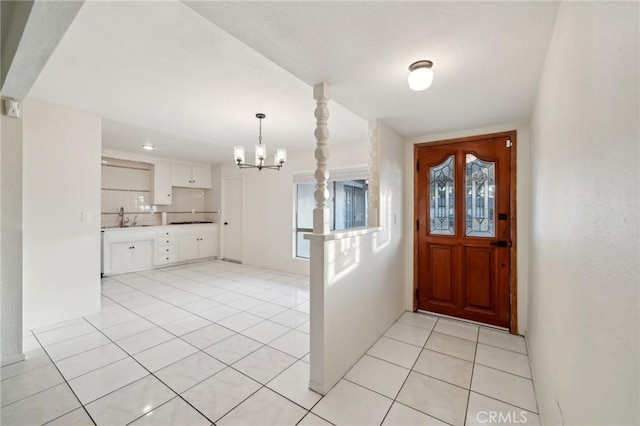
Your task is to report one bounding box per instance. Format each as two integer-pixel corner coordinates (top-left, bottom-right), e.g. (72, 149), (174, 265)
(1, 104), (24, 364)
(22, 98), (102, 331)
(310, 121), (406, 393)
(220, 142), (368, 276)
(404, 121), (531, 332)
(205, 164), (222, 214)
(527, 3), (639, 424)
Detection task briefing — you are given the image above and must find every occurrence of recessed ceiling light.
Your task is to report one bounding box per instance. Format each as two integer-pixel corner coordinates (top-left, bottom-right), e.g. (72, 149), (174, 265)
(142, 144), (155, 151)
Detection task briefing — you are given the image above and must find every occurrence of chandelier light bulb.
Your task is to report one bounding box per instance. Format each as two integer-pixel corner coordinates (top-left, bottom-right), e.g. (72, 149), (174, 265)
(255, 144), (266, 165)
(234, 146), (245, 164)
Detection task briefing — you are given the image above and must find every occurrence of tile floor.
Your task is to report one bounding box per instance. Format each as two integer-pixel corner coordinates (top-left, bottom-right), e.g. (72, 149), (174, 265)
(1, 260), (540, 426)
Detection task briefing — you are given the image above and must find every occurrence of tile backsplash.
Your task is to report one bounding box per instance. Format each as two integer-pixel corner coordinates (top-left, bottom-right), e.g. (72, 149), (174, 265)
(101, 157), (215, 228)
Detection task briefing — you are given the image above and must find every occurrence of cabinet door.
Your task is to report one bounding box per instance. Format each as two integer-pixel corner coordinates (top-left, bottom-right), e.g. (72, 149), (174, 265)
(179, 234), (199, 261)
(111, 242), (135, 272)
(153, 161), (173, 205)
(199, 231), (217, 258)
(191, 165), (211, 189)
(131, 240), (154, 270)
(171, 163), (193, 187)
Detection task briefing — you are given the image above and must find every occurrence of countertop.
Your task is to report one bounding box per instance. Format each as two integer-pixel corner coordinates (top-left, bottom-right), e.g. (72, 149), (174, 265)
(101, 222), (218, 231)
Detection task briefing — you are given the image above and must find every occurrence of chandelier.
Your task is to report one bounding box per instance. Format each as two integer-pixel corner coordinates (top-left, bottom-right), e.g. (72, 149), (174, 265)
(234, 113), (286, 171)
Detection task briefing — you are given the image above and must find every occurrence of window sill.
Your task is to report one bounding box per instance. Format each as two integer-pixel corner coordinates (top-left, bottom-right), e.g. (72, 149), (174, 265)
(303, 226), (382, 242)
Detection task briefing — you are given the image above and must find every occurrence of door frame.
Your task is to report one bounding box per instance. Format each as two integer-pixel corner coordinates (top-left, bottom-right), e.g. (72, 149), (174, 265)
(221, 176), (244, 263)
(413, 130), (518, 334)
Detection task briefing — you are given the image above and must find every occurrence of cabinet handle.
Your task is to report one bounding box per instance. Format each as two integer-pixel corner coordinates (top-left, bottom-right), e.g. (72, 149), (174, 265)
(166, 240), (169, 243)
(129, 246), (134, 249)
(166, 249), (169, 252)
(168, 194), (171, 197)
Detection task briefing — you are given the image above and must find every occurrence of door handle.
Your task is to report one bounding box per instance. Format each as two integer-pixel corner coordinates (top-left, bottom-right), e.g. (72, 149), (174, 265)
(490, 240), (510, 248)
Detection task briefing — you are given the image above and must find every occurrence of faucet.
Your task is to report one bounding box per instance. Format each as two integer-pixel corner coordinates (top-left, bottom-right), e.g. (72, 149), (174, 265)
(119, 207), (124, 227)
(132, 215), (138, 227)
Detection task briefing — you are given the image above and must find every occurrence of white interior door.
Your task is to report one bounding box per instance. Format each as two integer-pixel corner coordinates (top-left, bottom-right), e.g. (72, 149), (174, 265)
(222, 177), (243, 262)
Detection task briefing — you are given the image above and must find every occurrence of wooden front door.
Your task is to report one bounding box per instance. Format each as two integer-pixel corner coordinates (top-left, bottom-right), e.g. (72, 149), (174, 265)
(415, 132), (515, 329)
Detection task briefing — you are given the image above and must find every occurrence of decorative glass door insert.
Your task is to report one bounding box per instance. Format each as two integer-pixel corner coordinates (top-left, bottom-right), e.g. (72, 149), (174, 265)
(429, 155), (455, 235)
(465, 154), (495, 237)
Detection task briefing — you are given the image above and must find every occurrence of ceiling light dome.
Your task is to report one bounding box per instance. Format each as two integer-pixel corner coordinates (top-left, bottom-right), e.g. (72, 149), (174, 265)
(408, 60), (434, 91)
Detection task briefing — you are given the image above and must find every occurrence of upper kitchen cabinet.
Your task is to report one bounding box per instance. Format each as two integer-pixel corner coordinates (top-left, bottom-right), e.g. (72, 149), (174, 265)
(153, 160), (172, 205)
(172, 163), (211, 189)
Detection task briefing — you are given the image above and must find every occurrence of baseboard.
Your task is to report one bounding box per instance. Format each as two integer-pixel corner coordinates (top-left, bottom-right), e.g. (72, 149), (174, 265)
(1, 353), (25, 367)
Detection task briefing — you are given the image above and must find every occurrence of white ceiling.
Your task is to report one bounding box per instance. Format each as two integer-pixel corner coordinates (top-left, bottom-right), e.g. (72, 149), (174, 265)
(29, 1), (559, 164)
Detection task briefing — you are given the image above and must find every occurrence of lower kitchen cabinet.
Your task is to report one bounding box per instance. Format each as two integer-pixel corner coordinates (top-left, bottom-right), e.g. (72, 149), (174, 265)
(178, 228), (218, 261)
(111, 240), (153, 272)
(155, 228), (178, 265)
(102, 224), (218, 276)
(179, 235), (200, 261)
(199, 232), (217, 258)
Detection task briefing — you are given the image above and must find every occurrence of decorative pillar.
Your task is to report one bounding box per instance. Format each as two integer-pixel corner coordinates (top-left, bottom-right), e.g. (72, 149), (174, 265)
(308, 83), (331, 395)
(367, 120), (380, 227)
(313, 83), (330, 234)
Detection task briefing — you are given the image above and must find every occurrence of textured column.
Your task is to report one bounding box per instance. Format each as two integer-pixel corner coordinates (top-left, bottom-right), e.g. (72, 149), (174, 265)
(368, 120), (380, 227)
(313, 83), (330, 234)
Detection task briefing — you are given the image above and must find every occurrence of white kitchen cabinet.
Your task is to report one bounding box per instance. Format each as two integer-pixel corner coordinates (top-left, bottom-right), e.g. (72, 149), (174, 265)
(155, 227), (178, 265)
(178, 226), (218, 261)
(199, 231), (217, 258)
(153, 161), (173, 205)
(102, 224), (218, 276)
(191, 165), (211, 188)
(111, 240), (153, 272)
(171, 163), (211, 189)
(103, 228), (156, 275)
(179, 235), (200, 261)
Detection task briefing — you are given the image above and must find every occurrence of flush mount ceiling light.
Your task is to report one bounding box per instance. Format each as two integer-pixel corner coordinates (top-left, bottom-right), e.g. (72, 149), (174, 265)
(408, 60), (434, 91)
(142, 144), (155, 151)
(234, 113), (286, 171)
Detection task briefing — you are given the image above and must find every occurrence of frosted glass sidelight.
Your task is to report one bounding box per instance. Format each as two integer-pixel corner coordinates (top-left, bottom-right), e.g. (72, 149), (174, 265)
(430, 156), (455, 235)
(466, 154), (495, 237)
